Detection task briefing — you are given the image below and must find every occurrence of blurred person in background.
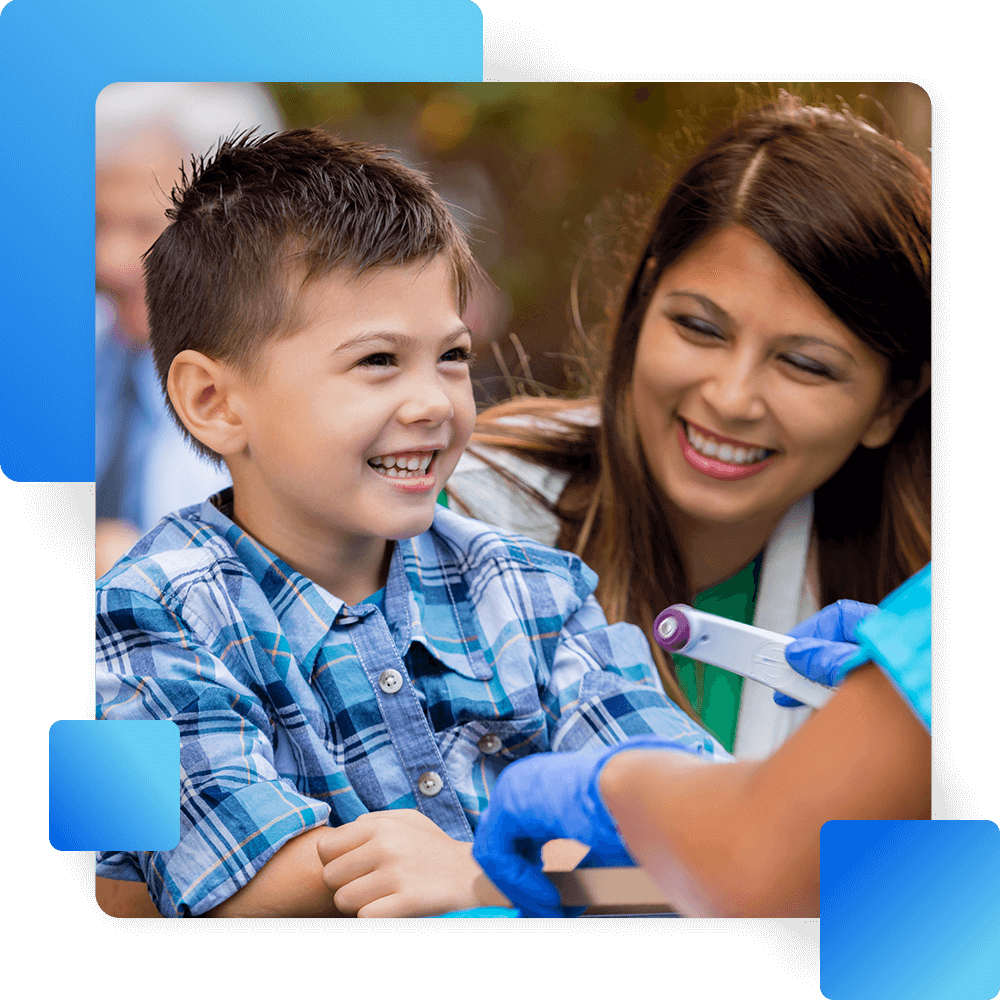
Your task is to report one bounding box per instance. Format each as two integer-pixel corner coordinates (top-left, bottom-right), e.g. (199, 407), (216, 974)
(95, 82), (284, 576)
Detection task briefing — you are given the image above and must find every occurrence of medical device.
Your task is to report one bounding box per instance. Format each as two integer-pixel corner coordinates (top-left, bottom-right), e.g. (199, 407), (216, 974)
(652, 604), (835, 710)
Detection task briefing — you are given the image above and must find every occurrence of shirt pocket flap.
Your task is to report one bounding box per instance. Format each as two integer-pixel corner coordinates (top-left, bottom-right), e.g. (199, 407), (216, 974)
(436, 712), (549, 795)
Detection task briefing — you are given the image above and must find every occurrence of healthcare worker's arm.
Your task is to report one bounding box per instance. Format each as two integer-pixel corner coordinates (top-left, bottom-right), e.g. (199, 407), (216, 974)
(600, 662), (930, 917)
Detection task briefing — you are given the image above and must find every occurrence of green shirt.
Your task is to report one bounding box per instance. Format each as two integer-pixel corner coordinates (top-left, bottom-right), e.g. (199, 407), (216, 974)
(674, 554), (763, 753)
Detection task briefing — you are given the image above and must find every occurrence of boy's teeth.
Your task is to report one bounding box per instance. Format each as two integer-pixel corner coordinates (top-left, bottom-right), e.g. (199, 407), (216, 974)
(684, 424), (769, 465)
(368, 452), (434, 476)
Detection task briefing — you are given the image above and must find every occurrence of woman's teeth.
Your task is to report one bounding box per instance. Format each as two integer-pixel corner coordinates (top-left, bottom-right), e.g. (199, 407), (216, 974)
(685, 425), (770, 465)
(368, 452), (434, 478)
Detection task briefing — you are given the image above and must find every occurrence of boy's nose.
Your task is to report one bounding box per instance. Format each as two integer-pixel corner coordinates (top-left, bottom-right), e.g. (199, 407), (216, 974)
(397, 375), (455, 426)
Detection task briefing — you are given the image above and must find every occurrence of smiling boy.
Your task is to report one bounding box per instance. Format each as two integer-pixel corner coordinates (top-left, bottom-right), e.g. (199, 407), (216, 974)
(95, 130), (726, 918)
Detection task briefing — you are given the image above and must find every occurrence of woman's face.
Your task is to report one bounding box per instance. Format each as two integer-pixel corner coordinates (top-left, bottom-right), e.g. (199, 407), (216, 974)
(632, 225), (900, 533)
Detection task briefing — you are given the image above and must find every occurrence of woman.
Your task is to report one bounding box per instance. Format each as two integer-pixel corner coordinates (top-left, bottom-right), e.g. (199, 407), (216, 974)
(449, 96), (930, 757)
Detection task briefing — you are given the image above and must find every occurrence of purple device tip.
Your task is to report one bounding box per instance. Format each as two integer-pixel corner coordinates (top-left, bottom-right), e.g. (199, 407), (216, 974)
(653, 605), (691, 652)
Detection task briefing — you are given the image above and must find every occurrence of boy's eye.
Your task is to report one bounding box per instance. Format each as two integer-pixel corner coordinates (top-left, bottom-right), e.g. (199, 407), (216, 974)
(354, 347), (474, 369)
(358, 352), (396, 368)
(440, 346), (474, 365)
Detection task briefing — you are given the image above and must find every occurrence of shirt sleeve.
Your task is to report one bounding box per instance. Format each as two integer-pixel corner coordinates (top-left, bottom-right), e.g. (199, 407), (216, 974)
(539, 593), (732, 761)
(855, 563), (931, 732)
(97, 587), (331, 916)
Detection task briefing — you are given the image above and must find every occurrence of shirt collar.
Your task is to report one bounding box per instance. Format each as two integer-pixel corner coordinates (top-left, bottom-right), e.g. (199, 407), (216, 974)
(194, 490), (493, 681)
(385, 521), (494, 681)
(194, 489), (340, 670)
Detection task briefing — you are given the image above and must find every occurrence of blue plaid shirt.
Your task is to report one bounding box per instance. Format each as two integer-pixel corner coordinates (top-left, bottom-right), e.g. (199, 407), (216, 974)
(96, 489), (727, 916)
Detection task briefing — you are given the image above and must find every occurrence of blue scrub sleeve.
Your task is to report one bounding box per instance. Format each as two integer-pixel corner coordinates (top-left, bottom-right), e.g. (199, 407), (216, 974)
(853, 563), (931, 732)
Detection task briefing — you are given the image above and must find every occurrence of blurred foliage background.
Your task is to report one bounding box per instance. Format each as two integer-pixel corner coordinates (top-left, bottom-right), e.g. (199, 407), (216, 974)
(267, 82), (931, 404)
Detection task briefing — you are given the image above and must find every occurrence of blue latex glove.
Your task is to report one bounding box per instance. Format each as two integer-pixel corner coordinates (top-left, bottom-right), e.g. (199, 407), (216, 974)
(773, 599), (877, 707)
(473, 735), (697, 917)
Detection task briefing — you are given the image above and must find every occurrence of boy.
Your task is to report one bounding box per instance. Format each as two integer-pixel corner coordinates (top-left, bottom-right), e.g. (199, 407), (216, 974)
(96, 129), (726, 918)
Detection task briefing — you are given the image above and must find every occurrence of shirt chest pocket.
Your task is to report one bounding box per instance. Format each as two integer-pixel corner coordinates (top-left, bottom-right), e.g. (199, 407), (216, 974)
(435, 712), (548, 798)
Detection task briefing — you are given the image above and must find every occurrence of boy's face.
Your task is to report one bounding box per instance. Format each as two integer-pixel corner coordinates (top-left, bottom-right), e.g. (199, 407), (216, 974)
(228, 256), (476, 557)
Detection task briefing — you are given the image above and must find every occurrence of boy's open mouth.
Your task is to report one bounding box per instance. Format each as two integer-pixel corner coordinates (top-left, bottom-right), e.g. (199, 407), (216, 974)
(368, 451), (436, 479)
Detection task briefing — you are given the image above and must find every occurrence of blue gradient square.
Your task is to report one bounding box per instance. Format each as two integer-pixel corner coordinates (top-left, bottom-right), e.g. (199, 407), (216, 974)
(821, 820), (1000, 1000)
(0, 0), (483, 482)
(49, 720), (180, 851)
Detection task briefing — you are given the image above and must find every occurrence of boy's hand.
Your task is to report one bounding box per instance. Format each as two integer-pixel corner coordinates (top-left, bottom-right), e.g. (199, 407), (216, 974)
(316, 809), (509, 917)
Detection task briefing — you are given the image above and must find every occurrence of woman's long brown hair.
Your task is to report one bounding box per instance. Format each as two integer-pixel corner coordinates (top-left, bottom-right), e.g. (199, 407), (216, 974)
(456, 97), (931, 710)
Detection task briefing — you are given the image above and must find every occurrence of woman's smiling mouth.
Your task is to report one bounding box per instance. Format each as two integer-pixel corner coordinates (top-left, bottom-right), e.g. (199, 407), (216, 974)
(677, 419), (777, 481)
(682, 419), (774, 464)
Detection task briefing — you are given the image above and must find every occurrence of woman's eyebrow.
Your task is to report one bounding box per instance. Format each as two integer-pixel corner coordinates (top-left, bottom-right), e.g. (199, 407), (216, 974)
(664, 290), (732, 325)
(334, 325), (472, 353)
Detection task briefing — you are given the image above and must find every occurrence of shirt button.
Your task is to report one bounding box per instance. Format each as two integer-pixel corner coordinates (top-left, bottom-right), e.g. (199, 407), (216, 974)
(379, 669), (403, 694)
(477, 733), (502, 755)
(417, 771), (443, 797)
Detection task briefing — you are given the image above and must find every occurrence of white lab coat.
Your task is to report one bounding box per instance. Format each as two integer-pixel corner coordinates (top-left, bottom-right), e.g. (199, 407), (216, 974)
(449, 444), (818, 759)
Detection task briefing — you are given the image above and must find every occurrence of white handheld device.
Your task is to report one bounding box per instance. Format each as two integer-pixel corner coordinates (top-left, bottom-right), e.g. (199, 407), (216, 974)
(653, 604), (834, 710)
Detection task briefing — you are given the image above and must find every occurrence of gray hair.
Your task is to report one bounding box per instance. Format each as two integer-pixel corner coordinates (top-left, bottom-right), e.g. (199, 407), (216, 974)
(96, 82), (284, 164)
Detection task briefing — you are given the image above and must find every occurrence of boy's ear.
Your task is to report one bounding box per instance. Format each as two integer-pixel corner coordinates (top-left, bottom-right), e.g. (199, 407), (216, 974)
(167, 350), (248, 457)
(860, 361), (931, 450)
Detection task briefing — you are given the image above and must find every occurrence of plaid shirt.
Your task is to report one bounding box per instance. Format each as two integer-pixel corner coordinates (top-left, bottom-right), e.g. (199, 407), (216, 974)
(96, 490), (727, 916)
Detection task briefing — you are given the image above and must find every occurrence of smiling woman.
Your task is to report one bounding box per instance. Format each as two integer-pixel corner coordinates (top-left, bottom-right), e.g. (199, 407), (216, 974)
(632, 225), (909, 544)
(449, 95), (931, 757)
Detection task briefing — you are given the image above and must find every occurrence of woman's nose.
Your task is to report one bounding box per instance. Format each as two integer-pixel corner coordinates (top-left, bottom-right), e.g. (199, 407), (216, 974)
(698, 352), (767, 423)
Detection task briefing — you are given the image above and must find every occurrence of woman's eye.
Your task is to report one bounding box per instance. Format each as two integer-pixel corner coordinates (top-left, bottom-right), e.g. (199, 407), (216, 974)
(672, 315), (723, 340)
(781, 353), (839, 379)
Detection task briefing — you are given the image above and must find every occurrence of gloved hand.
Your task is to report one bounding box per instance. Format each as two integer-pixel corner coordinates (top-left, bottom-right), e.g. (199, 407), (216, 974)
(773, 599), (877, 707)
(472, 735), (703, 917)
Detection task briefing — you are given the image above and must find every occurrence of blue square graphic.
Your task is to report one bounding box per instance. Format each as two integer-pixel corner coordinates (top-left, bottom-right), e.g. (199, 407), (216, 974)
(821, 820), (1000, 1000)
(0, 0), (483, 482)
(49, 720), (180, 851)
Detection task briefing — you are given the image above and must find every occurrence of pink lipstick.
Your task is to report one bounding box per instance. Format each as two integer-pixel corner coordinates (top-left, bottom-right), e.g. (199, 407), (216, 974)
(676, 421), (777, 481)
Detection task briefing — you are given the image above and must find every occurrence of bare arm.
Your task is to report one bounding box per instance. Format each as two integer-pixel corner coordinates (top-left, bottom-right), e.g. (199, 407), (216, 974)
(211, 812), (523, 918)
(96, 877), (163, 918)
(95, 831), (344, 918)
(205, 827), (343, 917)
(600, 664), (930, 917)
